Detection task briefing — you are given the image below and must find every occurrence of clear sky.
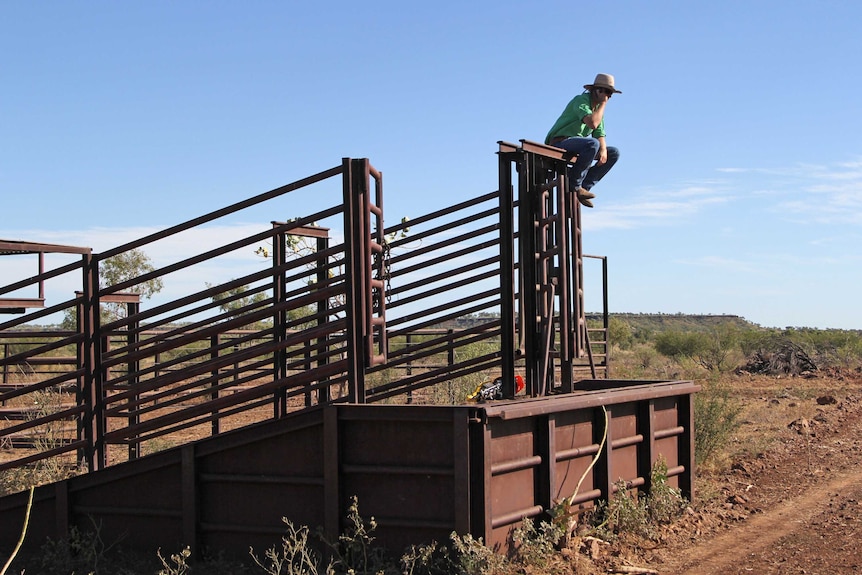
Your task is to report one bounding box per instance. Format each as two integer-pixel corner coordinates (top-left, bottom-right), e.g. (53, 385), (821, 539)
(2, 1), (861, 330)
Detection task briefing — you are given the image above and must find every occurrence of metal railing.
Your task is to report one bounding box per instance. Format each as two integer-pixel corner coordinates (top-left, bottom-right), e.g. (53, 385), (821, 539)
(1, 148), (609, 478)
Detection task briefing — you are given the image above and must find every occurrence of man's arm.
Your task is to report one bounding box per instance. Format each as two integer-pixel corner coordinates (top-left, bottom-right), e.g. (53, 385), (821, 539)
(581, 91), (610, 129)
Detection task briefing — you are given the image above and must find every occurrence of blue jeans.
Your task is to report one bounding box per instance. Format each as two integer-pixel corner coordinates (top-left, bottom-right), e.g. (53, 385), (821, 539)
(554, 137), (620, 192)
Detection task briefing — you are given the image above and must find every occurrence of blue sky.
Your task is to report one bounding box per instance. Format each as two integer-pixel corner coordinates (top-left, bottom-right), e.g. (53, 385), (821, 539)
(2, 1), (861, 329)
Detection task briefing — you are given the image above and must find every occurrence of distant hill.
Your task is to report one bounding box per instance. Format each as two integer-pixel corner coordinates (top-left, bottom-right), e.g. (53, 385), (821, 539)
(437, 312), (759, 333)
(590, 313), (757, 334)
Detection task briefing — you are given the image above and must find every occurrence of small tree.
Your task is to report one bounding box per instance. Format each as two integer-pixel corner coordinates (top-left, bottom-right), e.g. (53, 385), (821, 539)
(61, 248), (164, 329)
(99, 249), (164, 300)
(654, 330), (709, 361)
(655, 326), (740, 372)
(208, 282), (270, 328)
(694, 378), (742, 467)
(607, 317), (634, 350)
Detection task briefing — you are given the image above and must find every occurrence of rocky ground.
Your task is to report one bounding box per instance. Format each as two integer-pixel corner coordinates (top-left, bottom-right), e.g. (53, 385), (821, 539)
(580, 369), (862, 575)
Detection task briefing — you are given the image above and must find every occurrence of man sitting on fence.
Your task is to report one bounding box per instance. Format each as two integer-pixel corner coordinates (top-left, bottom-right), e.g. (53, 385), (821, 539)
(545, 73), (621, 208)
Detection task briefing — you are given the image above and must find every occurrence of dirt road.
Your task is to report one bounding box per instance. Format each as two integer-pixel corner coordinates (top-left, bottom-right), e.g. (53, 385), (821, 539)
(650, 378), (862, 574)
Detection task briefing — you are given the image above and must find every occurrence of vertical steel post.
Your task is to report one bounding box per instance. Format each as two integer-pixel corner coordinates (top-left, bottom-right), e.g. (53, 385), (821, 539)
(80, 253), (106, 471)
(367, 164), (387, 365)
(316, 234), (330, 404)
(181, 444), (198, 555)
(273, 225), (288, 416)
(555, 168), (574, 393)
(679, 393), (696, 501)
(518, 152), (539, 396)
(570, 192), (586, 360)
(127, 300), (141, 460)
(342, 158), (366, 403)
(497, 151), (517, 397)
(639, 400), (657, 495)
(210, 333), (221, 432)
(601, 256), (610, 376)
(596, 405), (612, 504)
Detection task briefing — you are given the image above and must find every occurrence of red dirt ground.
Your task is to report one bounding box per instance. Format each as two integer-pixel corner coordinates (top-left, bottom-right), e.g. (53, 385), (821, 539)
(589, 370), (862, 575)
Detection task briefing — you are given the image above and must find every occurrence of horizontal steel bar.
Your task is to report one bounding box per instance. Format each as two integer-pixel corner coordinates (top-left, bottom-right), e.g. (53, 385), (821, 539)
(199, 522), (286, 536)
(97, 167), (343, 261)
(390, 236), (501, 278)
(611, 434), (644, 449)
(0, 405), (86, 437)
(556, 443), (602, 462)
(491, 455), (543, 476)
(667, 465), (685, 477)
(481, 381), (701, 420)
(341, 464), (455, 476)
(654, 426), (685, 439)
(0, 439), (87, 473)
(73, 505), (182, 518)
(384, 191), (499, 233)
(199, 473), (324, 486)
(491, 504), (544, 529)
(372, 517), (454, 530)
(569, 488), (603, 505)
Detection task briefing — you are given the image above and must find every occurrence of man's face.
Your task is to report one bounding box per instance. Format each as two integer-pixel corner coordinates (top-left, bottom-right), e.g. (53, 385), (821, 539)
(594, 87), (613, 98)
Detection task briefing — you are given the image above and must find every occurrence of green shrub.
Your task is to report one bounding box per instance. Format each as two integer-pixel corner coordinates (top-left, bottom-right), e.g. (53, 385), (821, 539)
(607, 317), (634, 350)
(646, 458), (688, 524)
(656, 327), (741, 372)
(633, 343), (660, 371)
(510, 516), (565, 568)
(590, 480), (651, 541)
(586, 459), (689, 542)
(400, 540), (456, 575)
(694, 379), (742, 467)
(447, 532), (507, 575)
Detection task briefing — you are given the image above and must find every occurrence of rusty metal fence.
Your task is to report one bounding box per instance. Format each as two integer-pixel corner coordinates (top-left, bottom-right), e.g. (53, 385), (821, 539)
(2, 159), (376, 474)
(0, 152), (580, 476)
(1, 146), (611, 479)
(0, 148), (701, 559)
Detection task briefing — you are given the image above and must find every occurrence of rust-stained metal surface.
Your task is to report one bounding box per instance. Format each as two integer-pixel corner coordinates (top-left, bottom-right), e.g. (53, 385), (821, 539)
(0, 240), (92, 256)
(0, 379), (696, 556)
(473, 379), (697, 550)
(0, 240), (91, 313)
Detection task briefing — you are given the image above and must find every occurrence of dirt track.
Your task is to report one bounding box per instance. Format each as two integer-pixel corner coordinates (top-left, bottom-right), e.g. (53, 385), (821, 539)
(665, 466), (862, 573)
(647, 375), (862, 574)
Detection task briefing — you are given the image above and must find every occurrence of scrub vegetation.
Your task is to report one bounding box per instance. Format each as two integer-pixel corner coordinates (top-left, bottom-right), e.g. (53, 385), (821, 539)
(4, 314), (862, 573)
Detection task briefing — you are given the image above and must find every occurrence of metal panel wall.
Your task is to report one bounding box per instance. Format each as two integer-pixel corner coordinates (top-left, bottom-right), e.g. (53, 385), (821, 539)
(0, 382), (697, 560)
(476, 380), (699, 551)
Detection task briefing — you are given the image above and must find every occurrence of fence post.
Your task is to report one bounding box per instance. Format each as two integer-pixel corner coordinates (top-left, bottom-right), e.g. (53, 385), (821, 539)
(342, 158), (367, 403)
(210, 333), (221, 434)
(79, 253), (106, 471)
(1, 343), (7, 395)
(272, 226), (289, 416)
(498, 149), (518, 397)
(316, 234), (331, 405)
(126, 301), (141, 459)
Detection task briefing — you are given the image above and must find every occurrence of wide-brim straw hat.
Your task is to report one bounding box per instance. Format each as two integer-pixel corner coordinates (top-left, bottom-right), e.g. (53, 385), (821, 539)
(584, 73), (622, 94)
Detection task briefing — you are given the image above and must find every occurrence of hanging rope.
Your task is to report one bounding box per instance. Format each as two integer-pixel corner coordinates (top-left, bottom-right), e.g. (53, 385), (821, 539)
(567, 405), (609, 507)
(1, 486), (34, 575)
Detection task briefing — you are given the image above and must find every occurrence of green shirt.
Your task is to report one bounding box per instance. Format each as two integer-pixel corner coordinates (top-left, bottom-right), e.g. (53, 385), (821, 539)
(544, 92), (606, 144)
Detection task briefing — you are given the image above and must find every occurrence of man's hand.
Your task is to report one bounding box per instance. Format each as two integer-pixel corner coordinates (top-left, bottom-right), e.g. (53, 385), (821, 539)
(596, 147), (608, 165)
